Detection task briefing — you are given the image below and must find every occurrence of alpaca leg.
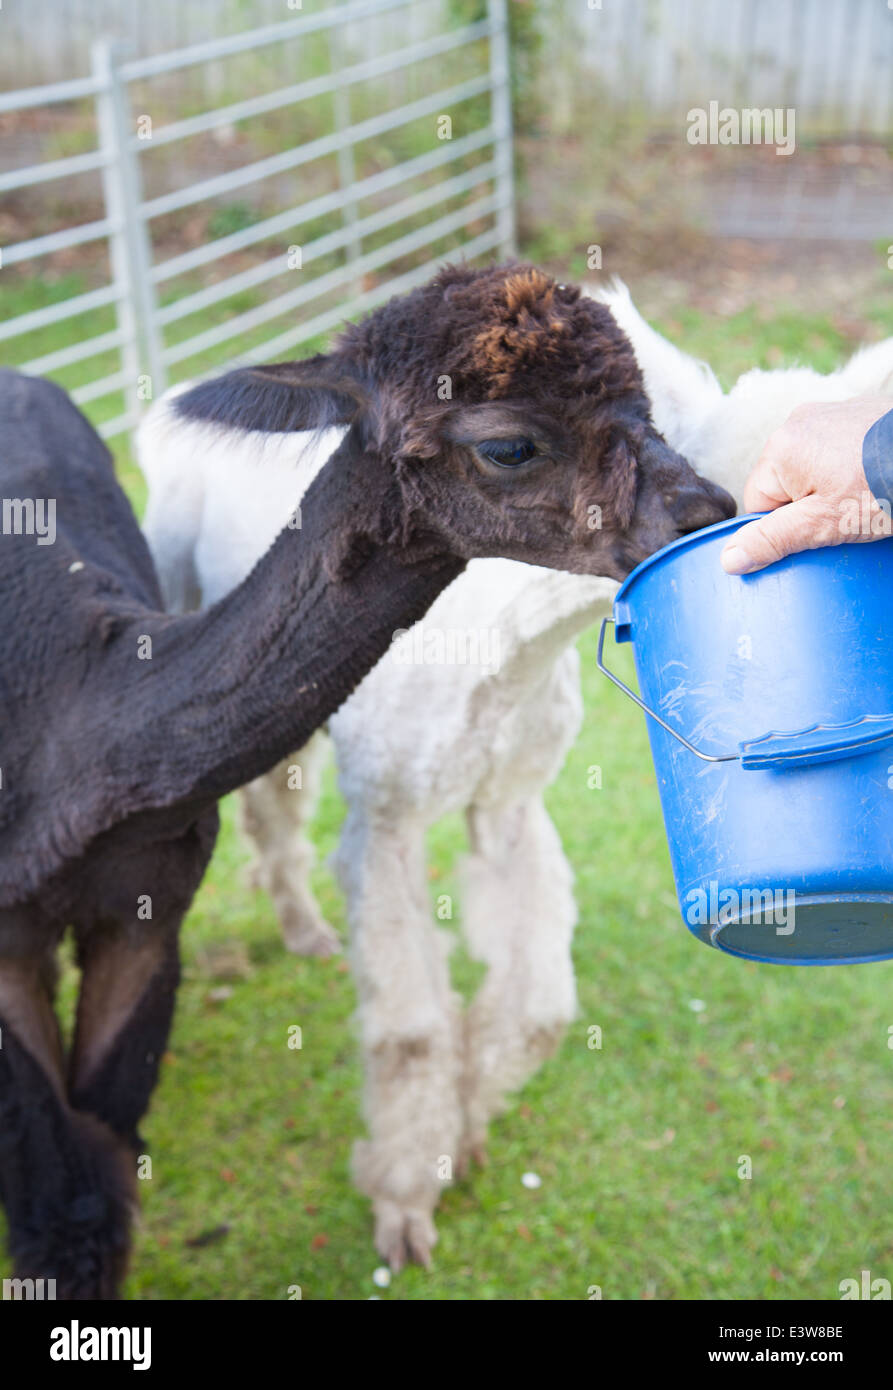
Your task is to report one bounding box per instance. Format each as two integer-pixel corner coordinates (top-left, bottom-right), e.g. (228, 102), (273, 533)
(67, 912), (183, 1150)
(460, 798), (578, 1164)
(0, 928), (135, 1299)
(238, 733), (339, 956)
(336, 810), (462, 1270)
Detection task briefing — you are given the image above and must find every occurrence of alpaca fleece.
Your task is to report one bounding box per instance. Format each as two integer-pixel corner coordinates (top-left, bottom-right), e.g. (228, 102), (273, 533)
(139, 285), (893, 1270)
(1, 262), (733, 1299)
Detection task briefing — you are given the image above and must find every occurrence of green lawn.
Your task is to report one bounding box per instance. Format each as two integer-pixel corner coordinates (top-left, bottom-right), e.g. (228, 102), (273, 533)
(114, 635), (893, 1303)
(2, 271), (893, 1300)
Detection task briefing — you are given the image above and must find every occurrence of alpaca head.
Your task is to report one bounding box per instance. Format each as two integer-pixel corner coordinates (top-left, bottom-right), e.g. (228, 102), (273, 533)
(175, 263), (734, 581)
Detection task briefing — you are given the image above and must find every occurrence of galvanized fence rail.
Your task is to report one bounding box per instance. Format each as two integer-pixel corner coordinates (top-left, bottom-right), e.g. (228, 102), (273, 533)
(5, 0), (890, 135)
(0, 0), (515, 441)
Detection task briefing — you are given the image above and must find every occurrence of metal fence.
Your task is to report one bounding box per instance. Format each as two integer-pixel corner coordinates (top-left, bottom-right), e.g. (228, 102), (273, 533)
(6, 0), (890, 135)
(0, 0), (514, 442)
(0, 0), (452, 89)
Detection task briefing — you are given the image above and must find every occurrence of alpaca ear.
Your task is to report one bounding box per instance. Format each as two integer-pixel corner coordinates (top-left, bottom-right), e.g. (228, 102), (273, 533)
(173, 356), (366, 435)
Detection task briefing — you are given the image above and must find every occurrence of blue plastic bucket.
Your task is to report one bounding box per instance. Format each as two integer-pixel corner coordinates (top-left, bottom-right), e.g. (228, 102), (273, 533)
(597, 515), (893, 965)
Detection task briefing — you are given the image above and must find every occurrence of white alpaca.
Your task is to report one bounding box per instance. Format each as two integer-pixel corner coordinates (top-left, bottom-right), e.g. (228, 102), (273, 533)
(595, 279), (893, 498)
(138, 287), (893, 1269)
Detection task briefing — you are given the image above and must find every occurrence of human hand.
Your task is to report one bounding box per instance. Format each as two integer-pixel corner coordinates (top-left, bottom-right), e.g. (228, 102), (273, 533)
(721, 396), (893, 575)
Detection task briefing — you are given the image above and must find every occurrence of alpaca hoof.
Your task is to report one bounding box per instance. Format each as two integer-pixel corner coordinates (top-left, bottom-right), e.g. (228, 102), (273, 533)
(8, 1112), (135, 1300)
(279, 905), (341, 958)
(457, 1137), (488, 1178)
(373, 1200), (437, 1272)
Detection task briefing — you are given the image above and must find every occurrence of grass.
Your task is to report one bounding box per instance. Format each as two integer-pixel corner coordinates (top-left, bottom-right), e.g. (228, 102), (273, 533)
(112, 634), (893, 1302)
(2, 277), (893, 1301)
(655, 299), (893, 388)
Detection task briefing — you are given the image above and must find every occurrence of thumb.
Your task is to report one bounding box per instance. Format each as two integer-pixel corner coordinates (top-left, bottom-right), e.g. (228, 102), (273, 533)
(720, 499), (836, 575)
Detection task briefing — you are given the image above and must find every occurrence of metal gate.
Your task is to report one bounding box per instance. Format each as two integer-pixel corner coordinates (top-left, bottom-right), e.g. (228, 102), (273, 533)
(0, 0), (515, 441)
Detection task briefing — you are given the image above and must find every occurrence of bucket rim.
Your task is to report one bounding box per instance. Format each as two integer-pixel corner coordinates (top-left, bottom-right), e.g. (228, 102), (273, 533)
(614, 511), (764, 606)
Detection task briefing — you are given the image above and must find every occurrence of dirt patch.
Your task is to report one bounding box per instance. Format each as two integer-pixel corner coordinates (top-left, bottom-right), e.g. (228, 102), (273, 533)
(519, 132), (891, 335)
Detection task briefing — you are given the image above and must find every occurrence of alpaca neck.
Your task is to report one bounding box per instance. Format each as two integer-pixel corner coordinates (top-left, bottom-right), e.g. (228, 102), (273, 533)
(491, 571), (618, 684)
(112, 456), (463, 812)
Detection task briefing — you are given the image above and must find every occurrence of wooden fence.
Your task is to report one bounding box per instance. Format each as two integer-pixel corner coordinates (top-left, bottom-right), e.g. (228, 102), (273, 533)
(545, 0), (893, 136)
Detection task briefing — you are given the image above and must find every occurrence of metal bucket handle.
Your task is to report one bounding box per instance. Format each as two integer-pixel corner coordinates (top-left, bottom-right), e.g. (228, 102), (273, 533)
(596, 617), (893, 771)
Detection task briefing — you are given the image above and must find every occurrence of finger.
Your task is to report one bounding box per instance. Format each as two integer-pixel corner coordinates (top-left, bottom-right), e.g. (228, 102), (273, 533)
(720, 498), (838, 575)
(742, 455), (791, 514)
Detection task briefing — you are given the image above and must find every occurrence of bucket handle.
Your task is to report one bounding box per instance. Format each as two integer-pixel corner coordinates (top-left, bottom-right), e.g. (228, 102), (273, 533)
(596, 618), (893, 770)
(596, 618), (737, 764)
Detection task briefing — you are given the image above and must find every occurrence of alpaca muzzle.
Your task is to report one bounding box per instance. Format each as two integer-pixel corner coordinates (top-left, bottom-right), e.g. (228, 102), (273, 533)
(670, 476), (737, 535)
(613, 438), (737, 576)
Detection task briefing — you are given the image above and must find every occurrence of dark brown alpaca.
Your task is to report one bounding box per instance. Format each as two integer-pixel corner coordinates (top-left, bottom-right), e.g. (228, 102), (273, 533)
(0, 263), (733, 1299)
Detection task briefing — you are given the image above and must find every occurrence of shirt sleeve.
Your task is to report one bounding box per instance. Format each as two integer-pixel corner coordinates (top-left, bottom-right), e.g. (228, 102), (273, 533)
(862, 406), (893, 508)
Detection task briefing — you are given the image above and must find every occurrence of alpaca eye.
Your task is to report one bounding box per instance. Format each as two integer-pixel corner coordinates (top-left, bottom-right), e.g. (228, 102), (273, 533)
(477, 438), (537, 468)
